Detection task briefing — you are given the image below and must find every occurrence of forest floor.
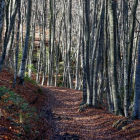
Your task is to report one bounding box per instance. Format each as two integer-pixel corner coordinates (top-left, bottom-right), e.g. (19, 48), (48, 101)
(41, 86), (140, 140)
(0, 69), (140, 139)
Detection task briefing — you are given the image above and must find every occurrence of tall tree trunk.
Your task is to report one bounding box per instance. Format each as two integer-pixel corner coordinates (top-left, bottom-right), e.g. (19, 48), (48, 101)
(13, 0), (21, 88)
(36, 16), (43, 84)
(108, 0), (122, 115)
(91, 1), (104, 106)
(0, 1), (18, 73)
(127, 0), (138, 110)
(75, 21), (81, 90)
(123, 0), (129, 117)
(132, 24), (140, 119)
(28, 3), (37, 78)
(81, 0), (87, 104)
(41, 0), (47, 85)
(0, 0), (5, 46)
(18, 0), (32, 85)
(85, 0), (91, 105)
(67, 0), (73, 88)
(55, 18), (62, 86)
(47, 0), (53, 86)
(104, 0), (112, 112)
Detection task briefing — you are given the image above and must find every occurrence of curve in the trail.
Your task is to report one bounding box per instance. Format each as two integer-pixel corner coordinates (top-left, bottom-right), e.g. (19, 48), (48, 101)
(40, 86), (140, 140)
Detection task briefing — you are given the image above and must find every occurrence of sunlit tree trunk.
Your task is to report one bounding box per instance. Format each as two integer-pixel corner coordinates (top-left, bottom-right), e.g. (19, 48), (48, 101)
(0, 0), (18, 73)
(67, 0), (73, 88)
(127, 0), (138, 110)
(75, 21), (81, 90)
(0, 0), (5, 47)
(36, 16), (43, 84)
(123, 0), (129, 117)
(132, 24), (140, 119)
(13, 0), (21, 88)
(18, 0), (32, 85)
(41, 0), (47, 85)
(80, 0), (86, 104)
(84, 0), (91, 105)
(47, 0), (53, 86)
(28, 0), (37, 78)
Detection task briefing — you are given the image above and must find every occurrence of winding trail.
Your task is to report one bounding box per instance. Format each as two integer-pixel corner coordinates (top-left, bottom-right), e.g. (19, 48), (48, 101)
(40, 86), (140, 140)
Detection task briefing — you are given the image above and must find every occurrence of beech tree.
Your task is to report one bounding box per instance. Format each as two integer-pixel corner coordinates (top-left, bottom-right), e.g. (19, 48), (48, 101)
(18, 0), (32, 85)
(13, 0), (21, 88)
(0, 0), (18, 72)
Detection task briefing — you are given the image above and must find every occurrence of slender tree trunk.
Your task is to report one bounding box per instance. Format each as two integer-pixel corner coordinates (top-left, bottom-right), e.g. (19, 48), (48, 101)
(104, 0), (112, 112)
(47, 0), (53, 86)
(41, 0), (47, 85)
(18, 0), (32, 85)
(28, 6), (36, 78)
(123, 0), (129, 117)
(81, 0), (86, 104)
(75, 22), (81, 90)
(55, 18), (62, 86)
(85, 0), (91, 105)
(132, 24), (140, 119)
(127, 0), (138, 110)
(67, 0), (73, 88)
(13, 0), (21, 88)
(0, 1), (18, 73)
(0, 0), (5, 46)
(36, 16), (43, 83)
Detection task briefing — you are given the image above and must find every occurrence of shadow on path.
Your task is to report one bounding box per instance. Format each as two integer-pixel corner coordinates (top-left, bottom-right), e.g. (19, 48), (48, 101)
(40, 86), (140, 140)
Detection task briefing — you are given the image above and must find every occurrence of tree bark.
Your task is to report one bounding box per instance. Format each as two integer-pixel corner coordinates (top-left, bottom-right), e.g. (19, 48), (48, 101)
(18, 0), (32, 85)
(108, 0), (122, 115)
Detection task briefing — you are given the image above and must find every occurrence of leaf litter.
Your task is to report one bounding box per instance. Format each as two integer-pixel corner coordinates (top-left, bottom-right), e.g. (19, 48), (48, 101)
(0, 68), (140, 139)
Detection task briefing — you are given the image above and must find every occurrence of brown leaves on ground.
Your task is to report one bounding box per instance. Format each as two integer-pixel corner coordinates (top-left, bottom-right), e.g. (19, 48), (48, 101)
(40, 86), (140, 140)
(0, 68), (140, 139)
(0, 69), (53, 139)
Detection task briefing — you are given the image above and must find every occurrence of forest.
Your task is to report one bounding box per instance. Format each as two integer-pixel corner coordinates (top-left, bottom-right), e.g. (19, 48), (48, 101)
(0, 0), (140, 139)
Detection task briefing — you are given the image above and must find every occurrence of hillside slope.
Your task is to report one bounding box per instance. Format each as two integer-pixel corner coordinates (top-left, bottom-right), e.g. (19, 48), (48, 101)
(0, 69), (53, 139)
(0, 69), (140, 139)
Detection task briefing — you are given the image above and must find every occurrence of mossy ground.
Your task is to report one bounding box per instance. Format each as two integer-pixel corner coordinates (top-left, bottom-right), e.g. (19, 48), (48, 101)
(0, 69), (53, 139)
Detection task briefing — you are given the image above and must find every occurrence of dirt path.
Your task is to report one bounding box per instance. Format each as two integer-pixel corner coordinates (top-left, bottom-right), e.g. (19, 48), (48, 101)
(40, 86), (140, 140)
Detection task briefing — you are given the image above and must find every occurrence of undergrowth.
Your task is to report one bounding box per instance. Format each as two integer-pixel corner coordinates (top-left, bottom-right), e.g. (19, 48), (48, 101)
(24, 75), (37, 85)
(0, 86), (39, 136)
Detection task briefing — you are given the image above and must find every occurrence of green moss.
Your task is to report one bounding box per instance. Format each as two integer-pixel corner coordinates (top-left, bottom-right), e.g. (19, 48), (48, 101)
(24, 76), (37, 85)
(0, 89), (39, 137)
(26, 64), (37, 73)
(58, 75), (63, 80)
(37, 88), (43, 95)
(57, 81), (63, 87)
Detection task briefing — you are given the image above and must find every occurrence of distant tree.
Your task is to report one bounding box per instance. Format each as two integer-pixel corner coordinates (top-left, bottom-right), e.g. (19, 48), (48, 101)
(41, 0), (47, 85)
(28, 0), (37, 78)
(0, 0), (18, 73)
(0, 0), (5, 46)
(47, 0), (53, 86)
